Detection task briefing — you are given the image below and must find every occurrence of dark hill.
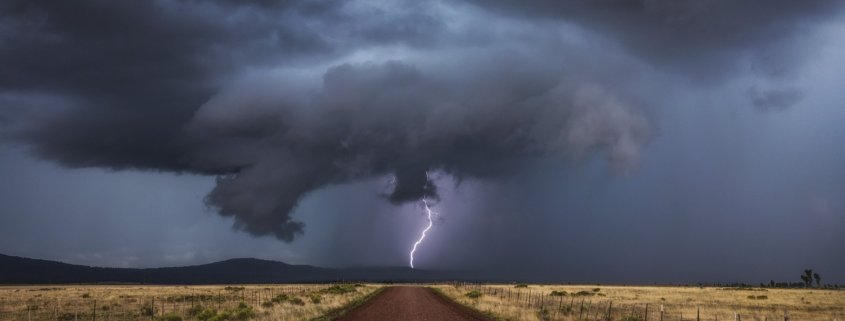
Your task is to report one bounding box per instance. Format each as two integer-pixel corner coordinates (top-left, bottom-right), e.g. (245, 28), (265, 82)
(0, 254), (465, 284)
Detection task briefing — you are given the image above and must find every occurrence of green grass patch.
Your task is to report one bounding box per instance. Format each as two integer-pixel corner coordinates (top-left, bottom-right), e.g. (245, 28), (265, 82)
(195, 302), (255, 321)
(319, 284), (359, 295)
(574, 291), (594, 297)
(309, 293), (323, 304)
(156, 313), (183, 321)
(465, 290), (482, 299)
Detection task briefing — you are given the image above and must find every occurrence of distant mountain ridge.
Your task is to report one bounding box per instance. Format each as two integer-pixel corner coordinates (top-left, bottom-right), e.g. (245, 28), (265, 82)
(0, 253), (464, 284)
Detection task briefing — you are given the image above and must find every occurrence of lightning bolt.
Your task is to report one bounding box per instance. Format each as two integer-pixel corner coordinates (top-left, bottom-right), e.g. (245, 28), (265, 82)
(409, 198), (435, 269)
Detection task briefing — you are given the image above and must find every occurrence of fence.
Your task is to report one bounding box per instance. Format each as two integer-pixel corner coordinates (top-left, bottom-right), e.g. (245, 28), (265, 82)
(0, 285), (343, 321)
(450, 283), (831, 321)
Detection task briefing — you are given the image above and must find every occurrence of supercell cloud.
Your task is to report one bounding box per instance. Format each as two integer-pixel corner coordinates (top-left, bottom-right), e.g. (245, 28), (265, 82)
(0, 0), (842, 241)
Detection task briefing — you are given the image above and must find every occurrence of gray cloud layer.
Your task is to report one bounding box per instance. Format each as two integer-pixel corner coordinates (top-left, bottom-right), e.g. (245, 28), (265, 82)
(1, 0), (842, 241)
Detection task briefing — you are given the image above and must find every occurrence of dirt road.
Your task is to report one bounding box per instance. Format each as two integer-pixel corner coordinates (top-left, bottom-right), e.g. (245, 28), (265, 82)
(334, 286), (493, 321)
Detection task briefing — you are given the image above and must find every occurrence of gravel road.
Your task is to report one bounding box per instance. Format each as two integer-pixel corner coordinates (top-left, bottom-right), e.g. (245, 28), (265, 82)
(334, 286), (493, 321)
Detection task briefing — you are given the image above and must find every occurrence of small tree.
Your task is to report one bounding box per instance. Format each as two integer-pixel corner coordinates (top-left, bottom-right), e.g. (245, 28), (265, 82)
(813, 272), (821, 287)
(801, 269), (814, 287)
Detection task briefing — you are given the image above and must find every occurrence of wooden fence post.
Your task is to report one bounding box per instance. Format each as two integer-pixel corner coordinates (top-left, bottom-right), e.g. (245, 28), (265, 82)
(556, 295), (563, 318)
(579, 299), (585, 320)
(697, 307), (700, 321)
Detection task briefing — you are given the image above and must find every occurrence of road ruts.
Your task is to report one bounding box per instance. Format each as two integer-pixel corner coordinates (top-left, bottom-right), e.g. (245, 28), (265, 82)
(334, 286), (493, 321)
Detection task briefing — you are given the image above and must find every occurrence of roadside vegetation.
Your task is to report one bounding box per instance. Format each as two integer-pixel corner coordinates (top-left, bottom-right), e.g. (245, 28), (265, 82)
(432, 283), (845, 321)
(0, 284), (380, 321)
(3, 279), (842, 321)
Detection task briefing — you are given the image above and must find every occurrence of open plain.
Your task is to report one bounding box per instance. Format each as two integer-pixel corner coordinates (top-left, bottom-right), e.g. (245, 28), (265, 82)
(1, 284), (843, 321)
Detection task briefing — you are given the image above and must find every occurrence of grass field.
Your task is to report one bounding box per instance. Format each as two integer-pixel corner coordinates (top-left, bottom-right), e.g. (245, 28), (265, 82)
(433, 284), (845, 321)
(1, 284), (842, 321)
(0, 284), (381, 321)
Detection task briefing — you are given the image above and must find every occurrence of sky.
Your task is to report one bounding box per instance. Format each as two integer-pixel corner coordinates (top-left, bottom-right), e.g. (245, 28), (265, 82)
(1, 0), (844, 284)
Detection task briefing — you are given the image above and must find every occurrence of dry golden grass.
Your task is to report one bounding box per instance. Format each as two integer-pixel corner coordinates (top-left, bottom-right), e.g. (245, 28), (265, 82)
(432, 284), (845, 321)
(4, 283), (843, 321)
(0, 284), (381, 321)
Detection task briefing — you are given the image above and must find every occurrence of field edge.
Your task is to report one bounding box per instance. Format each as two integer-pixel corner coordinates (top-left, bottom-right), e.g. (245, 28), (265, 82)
(428, 286), (510, 321)
(309, 286), (386, 321)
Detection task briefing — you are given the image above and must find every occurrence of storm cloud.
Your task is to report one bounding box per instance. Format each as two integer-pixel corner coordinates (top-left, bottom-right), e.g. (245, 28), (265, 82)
(1, 0), (842, 242)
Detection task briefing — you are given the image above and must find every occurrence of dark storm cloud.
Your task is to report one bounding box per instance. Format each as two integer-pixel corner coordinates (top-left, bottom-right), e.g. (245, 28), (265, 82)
(465, 0), (841, 79)
(0, 0), (840, 242)
(0, 0), (330, 170)
(747, 86), (805, 112)
(0, 0), (443, 171)
(186, 58), (650, 240)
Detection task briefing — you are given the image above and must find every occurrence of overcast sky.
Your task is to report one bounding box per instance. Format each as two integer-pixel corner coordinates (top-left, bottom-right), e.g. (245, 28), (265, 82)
(1, 0), (844, 284)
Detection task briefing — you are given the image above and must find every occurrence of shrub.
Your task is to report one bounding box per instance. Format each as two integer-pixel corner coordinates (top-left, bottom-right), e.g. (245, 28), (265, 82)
(261, 301), (274, 308)
(224, 286), (244, 292)
(232, 304), (255, 320)
(195, 304), (255, 321)
(156, 313), (183, 321)
(288, 297), (305, 306)
(539, 307), (551, 319)
(187, 305), (205, 316)
(57, 313), (76, 321)
(465, 290), (482, 299)
(514, 284), (528, 288)
(550, 291), (567, 296)
(81, 293), (91, 298)
(574, 291), (594, 297)
(309, 294), (322, 304)
(196, 309), (217, 321)
(320, 284), (358, 295)
(141, 306), (157, 316)
(593, 288), (601, 292)
(621, 316), (644, 321)
(271, 294), (288, 303)
(209, 311), (231, 321)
